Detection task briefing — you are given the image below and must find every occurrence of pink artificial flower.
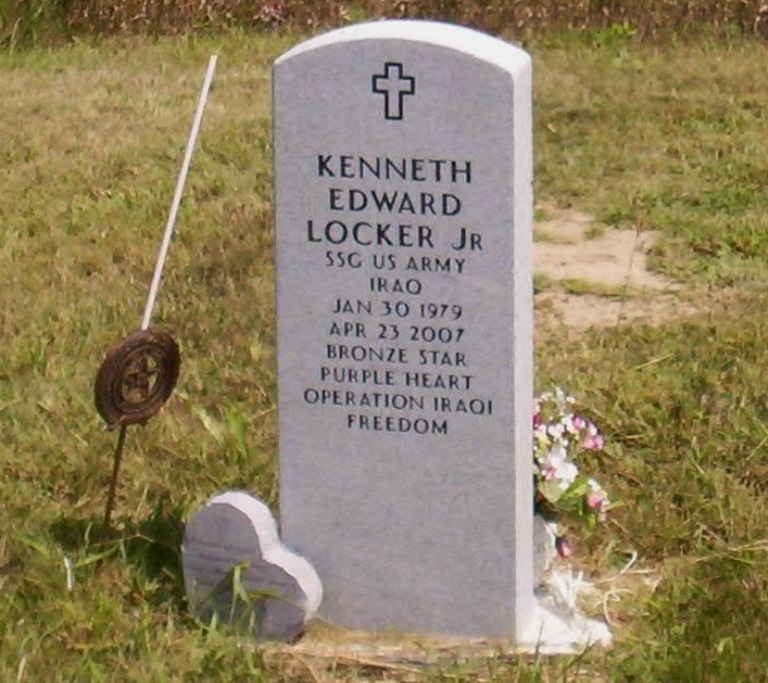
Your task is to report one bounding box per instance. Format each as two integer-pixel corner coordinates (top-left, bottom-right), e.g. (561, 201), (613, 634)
(583, 433), (604, 450)
(587, 491), (606, 510)
(555, 537), (573, 558)
(572, 415), (586, 431)
(582, 422), (604, 450)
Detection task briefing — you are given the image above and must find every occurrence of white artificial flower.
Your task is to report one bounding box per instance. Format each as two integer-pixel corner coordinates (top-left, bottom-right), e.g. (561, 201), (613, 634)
(547, 422), (565, 440)
(542, 446), (580, 490)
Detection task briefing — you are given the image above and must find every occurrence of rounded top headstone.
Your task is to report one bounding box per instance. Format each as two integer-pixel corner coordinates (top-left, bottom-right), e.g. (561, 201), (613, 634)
(273, 19), (533, 639)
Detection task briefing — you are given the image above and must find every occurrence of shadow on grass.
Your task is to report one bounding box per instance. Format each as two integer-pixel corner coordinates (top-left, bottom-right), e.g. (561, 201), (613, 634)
(49, 496), (189, 608)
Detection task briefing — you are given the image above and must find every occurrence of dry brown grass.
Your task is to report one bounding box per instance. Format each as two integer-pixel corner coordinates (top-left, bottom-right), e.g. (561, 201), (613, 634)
(5, 0), (768, 48)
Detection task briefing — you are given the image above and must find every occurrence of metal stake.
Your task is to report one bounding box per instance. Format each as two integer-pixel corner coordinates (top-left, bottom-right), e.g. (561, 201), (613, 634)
(103, 423), (128, 528)
(102, 56), (217, 528)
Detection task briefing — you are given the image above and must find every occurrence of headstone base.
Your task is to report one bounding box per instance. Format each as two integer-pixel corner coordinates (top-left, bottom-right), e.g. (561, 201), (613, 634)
(519, 598), (612, 654)
(270, 600), (611, 662)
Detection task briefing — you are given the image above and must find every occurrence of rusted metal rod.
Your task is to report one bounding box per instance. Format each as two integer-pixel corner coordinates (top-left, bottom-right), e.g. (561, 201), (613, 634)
(103, 423), (128, 528)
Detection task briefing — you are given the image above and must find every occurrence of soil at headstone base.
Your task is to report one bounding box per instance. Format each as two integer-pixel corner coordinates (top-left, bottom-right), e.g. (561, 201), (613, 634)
(533, 204), (697, 331)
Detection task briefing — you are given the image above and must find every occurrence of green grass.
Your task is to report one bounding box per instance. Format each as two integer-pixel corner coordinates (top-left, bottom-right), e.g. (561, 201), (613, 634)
(559, 278), (639, 297)
(4, 28), (768, 682)
(531, 34), (768, 286)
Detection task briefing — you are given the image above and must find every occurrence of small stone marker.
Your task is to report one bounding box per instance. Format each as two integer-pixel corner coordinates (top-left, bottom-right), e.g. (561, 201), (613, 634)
(273, 20), (533, 639)
(182, 491), (322, 642)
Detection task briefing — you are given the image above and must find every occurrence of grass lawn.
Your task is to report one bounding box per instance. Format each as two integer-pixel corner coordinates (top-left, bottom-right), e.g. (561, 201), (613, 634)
(3, 27), (768, 682)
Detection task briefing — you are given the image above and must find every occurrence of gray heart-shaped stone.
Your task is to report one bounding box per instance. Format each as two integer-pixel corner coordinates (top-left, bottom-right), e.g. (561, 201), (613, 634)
(182, 491), (322, 642)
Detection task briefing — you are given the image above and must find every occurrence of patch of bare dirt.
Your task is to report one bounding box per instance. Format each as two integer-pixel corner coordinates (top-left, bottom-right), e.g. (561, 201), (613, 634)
(533, 205), (697, 330)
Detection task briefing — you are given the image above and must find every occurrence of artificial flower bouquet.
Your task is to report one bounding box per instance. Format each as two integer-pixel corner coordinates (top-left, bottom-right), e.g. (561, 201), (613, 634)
(533, 388), (610, 556)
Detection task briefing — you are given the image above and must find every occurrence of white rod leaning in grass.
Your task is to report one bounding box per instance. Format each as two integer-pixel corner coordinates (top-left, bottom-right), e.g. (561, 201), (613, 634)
(141, 54), (218, 331)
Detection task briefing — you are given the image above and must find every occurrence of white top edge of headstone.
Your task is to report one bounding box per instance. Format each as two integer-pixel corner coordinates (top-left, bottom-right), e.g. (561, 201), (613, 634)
(211, 491), (324, 615)
(275, 19), (529, 74)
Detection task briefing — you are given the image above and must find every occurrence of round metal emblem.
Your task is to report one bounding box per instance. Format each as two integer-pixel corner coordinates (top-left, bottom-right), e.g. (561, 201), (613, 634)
(94, 328), (181, 429)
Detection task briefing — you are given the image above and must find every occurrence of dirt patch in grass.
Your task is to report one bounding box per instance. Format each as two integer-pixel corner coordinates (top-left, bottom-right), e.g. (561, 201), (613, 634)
(534, 204), (698, 330)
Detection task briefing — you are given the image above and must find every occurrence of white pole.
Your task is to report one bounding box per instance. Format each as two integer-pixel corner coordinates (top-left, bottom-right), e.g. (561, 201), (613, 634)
(141, 54), (218, 331)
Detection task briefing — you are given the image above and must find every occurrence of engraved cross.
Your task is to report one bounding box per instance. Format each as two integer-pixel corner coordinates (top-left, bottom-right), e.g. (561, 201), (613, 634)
(372, 62), (415, 121)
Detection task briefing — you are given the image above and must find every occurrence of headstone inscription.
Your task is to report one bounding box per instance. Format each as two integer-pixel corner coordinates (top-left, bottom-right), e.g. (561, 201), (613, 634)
(273, 20), (533, 639)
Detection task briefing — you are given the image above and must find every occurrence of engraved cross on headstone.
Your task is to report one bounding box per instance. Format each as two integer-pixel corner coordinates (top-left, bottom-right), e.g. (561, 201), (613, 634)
(372, 62), (415, 121)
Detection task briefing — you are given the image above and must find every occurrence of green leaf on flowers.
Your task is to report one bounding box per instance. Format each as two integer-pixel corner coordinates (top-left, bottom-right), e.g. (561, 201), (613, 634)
(564, 476), (591, 498)
(538, 480), (565, 504)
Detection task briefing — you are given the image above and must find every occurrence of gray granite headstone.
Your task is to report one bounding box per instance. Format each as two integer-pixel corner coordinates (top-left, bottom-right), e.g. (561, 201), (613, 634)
(273, 20), (533, 639)
(182, 491), (322, 641)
